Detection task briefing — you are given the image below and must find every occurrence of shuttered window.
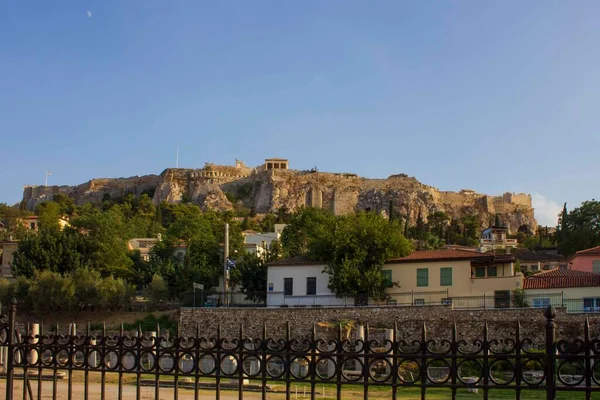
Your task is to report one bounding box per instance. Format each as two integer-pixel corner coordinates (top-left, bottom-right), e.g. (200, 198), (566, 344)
(417, 268), (428, 287)
(440, 268), (452, 286)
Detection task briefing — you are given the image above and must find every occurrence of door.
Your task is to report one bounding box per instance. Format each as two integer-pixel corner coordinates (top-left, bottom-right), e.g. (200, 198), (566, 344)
(494, 290), (510, 308)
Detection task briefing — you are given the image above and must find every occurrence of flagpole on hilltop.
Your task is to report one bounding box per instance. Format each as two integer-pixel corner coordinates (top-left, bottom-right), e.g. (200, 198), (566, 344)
(44, 170), (52, 186)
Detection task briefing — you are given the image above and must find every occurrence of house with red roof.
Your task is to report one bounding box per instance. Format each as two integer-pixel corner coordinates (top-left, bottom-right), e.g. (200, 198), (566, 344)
(567, 246), (600, 274)
(384, 249), (521, 307)
(523, 268), (600, 311)
(267, 249), (523, 307)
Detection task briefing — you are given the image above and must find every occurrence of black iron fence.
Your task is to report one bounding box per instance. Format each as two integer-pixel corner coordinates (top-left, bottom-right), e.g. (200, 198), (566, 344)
(263, 290), (600, 313)
(2, 300), (600, 399)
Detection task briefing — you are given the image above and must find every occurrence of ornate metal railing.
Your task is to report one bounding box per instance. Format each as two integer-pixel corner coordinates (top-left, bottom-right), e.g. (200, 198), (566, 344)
(1, 300), (599, 400)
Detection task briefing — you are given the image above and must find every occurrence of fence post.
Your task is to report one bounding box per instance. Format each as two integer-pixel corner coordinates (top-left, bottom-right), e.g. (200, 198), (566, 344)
(545, 305), (557, 400)
(561, 291), (564, 307)
(5, 298), (16, 400)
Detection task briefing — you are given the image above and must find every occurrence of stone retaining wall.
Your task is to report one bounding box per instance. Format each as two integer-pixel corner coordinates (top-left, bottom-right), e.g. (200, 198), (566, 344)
(179, 305), (600, 342)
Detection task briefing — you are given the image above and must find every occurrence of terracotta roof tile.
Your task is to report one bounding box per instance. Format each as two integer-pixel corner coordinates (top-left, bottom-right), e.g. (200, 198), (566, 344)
(575, 246), (600, 256)
(268, 255), (323, 266)
(523, 268), (600, 289)
(387, 249), (493, 264)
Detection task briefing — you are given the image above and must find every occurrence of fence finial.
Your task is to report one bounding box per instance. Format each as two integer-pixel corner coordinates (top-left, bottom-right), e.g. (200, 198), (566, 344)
(544, 305), (557, 320)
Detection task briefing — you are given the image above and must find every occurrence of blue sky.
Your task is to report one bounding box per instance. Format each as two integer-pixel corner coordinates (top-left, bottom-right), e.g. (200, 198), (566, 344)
(1, 1), (599, 226)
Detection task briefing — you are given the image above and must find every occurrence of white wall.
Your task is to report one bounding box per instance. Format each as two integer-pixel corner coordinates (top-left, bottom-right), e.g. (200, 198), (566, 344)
(267, 264), (350, 306)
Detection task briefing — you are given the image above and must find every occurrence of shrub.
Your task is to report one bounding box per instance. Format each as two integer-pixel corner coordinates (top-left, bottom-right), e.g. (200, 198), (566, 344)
(143, 274), (169, 305)
(72, 268), (102, 310)
(28, 270), (75, 313)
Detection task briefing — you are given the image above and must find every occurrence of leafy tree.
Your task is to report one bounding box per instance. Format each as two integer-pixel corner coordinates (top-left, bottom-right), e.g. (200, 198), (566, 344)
(318, 211), (413, 300)
(12, 227), (91, 277)
(230, 253), (268, 304)
(72, 268), (102, 310)
(280, 207), (336, 257)
(35, 201), (61, 229)
(427, 211), (450, 238)
(71, 206), (134, 279)
(28, 270), (76, 313)
(557, 200), (600, 256)
(143, 274), (169, 305)
(129, 250), (156, 290)
(52, 194), (76, 216)
(98, 276), (133, 310)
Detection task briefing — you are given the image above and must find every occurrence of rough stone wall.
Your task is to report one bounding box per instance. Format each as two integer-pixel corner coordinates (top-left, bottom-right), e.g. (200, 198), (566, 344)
(179, 306), (598, 343)
(21, 165), (537, 233)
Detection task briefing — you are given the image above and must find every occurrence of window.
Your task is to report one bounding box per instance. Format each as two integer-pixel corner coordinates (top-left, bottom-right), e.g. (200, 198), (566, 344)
(440, 268), (452, 286)
(283, 278), (293, 296)
(475, 267), (485, 278)
(593, 261), (600, 274)
(442, 298), (452, 305)
(533, 298), (550, 308)
(488, 266), (497, 277)
(268, 283), (273, 292)
(382, 270), (393, 287)
(531, 264), (539, 271)
(416, 268), (428, 287)
(414, 299), (425, 306)
(30, 222), (36, 230)
(584, 298), (600, 312)
(521, 265), (528, 272)
(306, 277), (316, 295)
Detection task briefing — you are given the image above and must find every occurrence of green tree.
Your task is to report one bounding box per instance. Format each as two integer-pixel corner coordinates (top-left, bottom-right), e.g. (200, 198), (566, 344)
(35, 201), (61, 229)
(12, 227), (91, 277)
(28, 270), (76, 313)
(230, 253), (268, 304)
(427, 211), (450, 238)
(72, 268), (102, 310)
(280, 207), (336, 257)
(319, 211), (413, 300)
(71, 206), (134, 279)
(557, 200), (600, 256)
(143, 274), (169, 305)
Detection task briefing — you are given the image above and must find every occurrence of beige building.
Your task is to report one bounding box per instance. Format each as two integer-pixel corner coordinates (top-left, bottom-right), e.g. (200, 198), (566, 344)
(127, 238), (159, 262)
(384, 249), (521, 307)
(523, 268), (600, 312)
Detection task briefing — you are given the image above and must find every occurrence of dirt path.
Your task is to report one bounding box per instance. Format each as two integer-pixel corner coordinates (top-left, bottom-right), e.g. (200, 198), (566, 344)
(0, 380), (279, 399)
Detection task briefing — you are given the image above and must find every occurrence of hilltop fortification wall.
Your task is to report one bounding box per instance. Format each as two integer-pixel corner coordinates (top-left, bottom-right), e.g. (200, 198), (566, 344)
(21, 159), (536, 233)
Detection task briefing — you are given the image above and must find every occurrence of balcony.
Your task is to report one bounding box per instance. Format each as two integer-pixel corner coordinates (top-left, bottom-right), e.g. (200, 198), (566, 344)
(480, 239), (518, 245)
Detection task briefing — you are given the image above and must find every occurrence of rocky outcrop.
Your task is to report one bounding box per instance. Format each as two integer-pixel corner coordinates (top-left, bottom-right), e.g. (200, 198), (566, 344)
(21, 165), (537, 233)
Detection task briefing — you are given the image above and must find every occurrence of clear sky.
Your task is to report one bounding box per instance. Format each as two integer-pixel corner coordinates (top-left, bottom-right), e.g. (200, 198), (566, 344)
(2, 1), (599, 226)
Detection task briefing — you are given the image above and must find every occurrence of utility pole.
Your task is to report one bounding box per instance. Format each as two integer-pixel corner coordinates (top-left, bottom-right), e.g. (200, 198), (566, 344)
(223, 223), (229, 307)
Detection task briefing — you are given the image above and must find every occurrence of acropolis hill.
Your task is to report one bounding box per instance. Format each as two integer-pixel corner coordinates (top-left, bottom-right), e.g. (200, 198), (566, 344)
(22, 158), (537, 233)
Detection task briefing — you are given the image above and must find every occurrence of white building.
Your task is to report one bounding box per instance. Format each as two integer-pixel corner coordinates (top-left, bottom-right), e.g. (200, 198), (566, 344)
(480, 225), (517, 252)
(266, 256), (352, 307)
(242, 224), (287, 256)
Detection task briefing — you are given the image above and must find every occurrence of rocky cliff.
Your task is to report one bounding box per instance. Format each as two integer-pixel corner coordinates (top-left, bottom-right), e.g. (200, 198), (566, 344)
(22, 162), (537, 233)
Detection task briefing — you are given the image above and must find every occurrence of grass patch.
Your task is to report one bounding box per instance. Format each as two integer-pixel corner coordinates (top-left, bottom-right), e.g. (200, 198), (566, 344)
(122, 313), (178, 336)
